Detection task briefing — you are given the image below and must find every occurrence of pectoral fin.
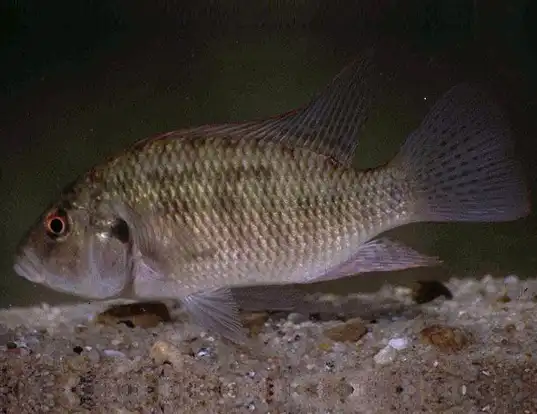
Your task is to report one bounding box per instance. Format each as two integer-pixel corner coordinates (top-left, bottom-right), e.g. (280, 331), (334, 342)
(107, 200), (213, 272)
(182, 287), (247, 344)
(310, 238), (442, 282)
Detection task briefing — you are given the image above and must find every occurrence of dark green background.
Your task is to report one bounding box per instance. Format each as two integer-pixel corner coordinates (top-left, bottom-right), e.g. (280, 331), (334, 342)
(1, 0), (536, 308)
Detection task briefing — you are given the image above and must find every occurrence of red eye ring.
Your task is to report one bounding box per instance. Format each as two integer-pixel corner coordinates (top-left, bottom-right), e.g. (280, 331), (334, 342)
(44, 210), (69, 238)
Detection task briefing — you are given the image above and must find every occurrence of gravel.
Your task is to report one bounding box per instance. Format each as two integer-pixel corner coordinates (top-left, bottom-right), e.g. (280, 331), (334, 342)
(0, 275), (536, 413)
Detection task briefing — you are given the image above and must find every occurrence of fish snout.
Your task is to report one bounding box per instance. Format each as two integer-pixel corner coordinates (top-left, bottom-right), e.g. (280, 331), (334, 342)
(13, 248), (46, 284)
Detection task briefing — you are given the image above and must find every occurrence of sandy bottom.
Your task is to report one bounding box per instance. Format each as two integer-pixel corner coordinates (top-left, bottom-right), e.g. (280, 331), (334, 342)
(0, 275), (536, 414)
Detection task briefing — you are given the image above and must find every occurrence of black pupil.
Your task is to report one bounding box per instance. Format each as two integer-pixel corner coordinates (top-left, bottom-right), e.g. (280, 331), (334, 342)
(110, 219), (130, 244)
(49, 217), (64, 234)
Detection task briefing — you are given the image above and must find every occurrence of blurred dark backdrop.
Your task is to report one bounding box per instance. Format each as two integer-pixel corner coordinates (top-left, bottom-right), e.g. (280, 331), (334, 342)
(1, 0), (536, 308)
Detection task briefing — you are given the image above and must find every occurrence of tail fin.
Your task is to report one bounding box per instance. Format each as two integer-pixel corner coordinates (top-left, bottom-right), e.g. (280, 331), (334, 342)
(392, 84), (530, 222)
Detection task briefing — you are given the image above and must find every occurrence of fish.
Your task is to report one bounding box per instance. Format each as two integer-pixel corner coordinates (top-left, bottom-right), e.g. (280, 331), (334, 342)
(13, 53), (530, 344)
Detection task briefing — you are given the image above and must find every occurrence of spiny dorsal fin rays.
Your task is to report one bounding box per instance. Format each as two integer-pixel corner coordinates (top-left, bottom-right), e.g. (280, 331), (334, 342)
(184, 50), (375, 167)
(261, 49), (375, 166)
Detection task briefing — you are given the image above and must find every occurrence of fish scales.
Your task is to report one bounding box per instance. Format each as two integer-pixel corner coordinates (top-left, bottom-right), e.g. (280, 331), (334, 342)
(93, 134), (411, 290)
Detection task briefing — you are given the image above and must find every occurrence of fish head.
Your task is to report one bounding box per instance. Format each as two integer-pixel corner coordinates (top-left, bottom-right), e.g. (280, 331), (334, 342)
(13, 188), (132, 299)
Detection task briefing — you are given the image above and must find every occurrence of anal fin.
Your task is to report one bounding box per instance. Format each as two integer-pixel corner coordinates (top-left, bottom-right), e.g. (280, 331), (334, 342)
(311, 238), (442, 282)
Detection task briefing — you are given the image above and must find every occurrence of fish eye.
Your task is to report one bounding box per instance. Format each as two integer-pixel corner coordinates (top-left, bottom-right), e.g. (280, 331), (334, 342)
(44, 209), (69, 239)
(110, 218), (130, 244)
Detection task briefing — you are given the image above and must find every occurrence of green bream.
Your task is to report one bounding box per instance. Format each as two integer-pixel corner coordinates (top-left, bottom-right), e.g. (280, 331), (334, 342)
(13, 54), (530, 343)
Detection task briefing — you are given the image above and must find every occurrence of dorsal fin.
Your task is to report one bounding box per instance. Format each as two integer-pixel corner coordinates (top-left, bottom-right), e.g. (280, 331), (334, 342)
(259, 49), (375, 165)
(183, 49), (376, 166)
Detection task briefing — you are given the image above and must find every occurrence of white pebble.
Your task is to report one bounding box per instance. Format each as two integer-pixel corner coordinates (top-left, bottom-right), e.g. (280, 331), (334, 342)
(103, 349), (127, 358)
(197, 348), (211, 357)
(288, 312), (308, 324)
(515, 321), (526, 331)
(388, 337), (409, 350)
(504, 274), (519, 284)
(332, 342), (347, 353)
(373, 345), (397, 365)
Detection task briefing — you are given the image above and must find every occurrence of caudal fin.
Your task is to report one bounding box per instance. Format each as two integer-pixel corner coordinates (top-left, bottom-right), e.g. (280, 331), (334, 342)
(393, 83), (530, 222)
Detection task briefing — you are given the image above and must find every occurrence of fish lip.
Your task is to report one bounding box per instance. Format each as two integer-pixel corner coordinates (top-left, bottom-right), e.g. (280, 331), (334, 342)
(13, 248), (45, 284)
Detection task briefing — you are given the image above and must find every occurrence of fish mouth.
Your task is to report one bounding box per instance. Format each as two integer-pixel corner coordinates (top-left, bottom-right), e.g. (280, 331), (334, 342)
(13, 240), (131, 300)
(13, 248), (47, 284)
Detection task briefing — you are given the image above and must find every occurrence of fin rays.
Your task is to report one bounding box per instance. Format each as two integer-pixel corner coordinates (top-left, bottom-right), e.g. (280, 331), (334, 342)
(393, 83), (530, 223)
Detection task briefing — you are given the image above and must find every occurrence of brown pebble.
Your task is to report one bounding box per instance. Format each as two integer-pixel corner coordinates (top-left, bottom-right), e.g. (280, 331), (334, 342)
(412, 280), (453, 304)
(4, 346), (31, 357)
(293, 374), (355, 407)
(96, 301), (172, 328)
(323, 317), (367, 343)
(420, 324), (470, 353)
(497, 294), (511, 303)
(240, 312), (269, 337)
(505, 323), (516, 334)
(150, 340), (187, 368)
(66, 355), (89, 372)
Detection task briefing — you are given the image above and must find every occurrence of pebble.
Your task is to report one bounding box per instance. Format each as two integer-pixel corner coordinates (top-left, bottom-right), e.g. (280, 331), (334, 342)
(87, 348), (101, 363)
(287, 312), (308, 324)
(323, 317), (367, 343)
(67, 355), (89, 372)
(96, 301), (172, 329)
(241, 312), (270, 337)
(373, 345), (398, 365)
(196, 347), (212, 358)
(497, 294), (512, 303)
(0, 326), (13, 346)
(420, 324), (470, 353)
(150, 340), (189, 368)
(103, 349), (127, 358)
(388, 337), (410, 350)
(411, 280), (453, 304)
(504, 275), (519, 284)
